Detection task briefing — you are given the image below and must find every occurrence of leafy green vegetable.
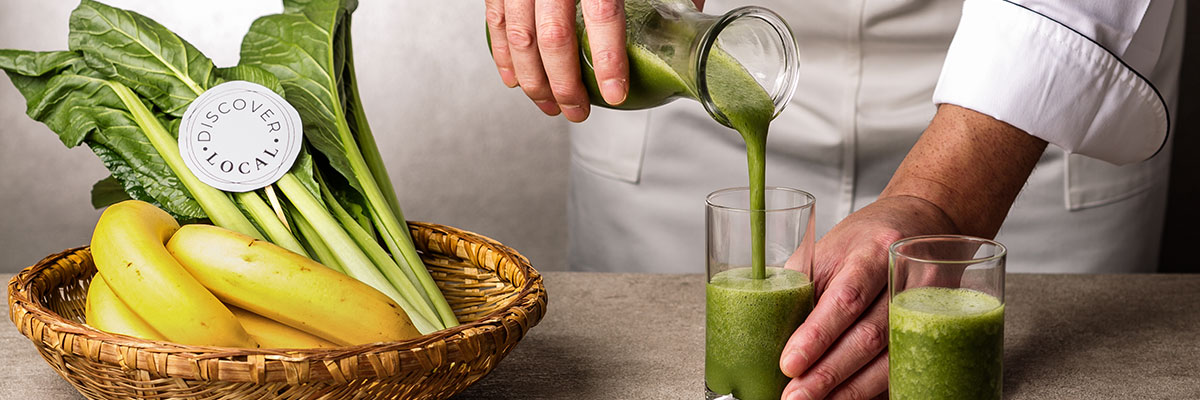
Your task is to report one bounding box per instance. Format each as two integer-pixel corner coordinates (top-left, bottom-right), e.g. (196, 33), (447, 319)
(0, 50), (205, 219)
(1, 0), (457, 334)
(68, 0), (215, 117)
(242, 0), (458, 328)
(90, 175), (133, 210)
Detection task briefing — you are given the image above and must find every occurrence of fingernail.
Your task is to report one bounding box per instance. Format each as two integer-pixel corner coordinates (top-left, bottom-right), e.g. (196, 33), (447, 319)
(560, 104), (588, 122)
(781, 352), (798, 377)
(788, 389), (811, 400)
(600, 78), (627, 105)
(780, 348), (808, 377)
(499, 68), (518, 88)
(535, 100), (561, 116)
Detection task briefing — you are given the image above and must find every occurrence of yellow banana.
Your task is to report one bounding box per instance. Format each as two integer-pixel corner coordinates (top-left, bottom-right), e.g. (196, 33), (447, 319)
(166, 224), (421, 346)
(85, 275), (166, 341)
(228, 305), (338, 349)
(90, 200), (256, 348)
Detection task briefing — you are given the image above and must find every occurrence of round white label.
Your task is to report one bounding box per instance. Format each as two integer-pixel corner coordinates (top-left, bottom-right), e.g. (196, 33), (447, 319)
(178, 81), (303, 193)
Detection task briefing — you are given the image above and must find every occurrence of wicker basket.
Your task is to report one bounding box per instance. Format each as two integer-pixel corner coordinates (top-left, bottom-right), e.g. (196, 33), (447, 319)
(7, 222), (547, 399)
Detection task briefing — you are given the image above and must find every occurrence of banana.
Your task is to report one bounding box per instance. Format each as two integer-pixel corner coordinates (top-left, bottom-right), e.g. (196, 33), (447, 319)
(228, 305), (338, 349)
(85, 274), (166, 341)
(90, 200), (256, 348)
(166, 224), (421, 346)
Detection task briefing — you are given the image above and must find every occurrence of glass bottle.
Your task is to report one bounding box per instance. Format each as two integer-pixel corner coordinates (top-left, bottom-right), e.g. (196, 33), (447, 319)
(576, 0), (799, 127)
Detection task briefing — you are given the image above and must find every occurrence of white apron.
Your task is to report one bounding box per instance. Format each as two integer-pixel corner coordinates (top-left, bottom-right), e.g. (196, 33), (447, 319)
(567, 0), (1182, 274)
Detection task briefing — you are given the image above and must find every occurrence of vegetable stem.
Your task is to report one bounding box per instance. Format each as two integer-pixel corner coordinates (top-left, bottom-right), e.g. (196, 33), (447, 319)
(290, 205), (345, 274)
(234, 191), (308, 257)
(320, 182), (443, 327)
(277, 173), (439, 334)
(108, 81), (263, 239)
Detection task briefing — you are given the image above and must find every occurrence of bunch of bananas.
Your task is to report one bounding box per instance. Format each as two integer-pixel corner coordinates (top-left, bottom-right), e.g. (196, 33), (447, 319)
(85, 200), (421, 348)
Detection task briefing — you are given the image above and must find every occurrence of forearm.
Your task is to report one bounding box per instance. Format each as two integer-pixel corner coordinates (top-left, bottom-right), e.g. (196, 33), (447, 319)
(879, 104), (1048, 239)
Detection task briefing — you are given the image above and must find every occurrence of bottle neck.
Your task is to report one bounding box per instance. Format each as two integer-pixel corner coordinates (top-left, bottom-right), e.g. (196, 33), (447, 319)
(691, 6), (799, 127)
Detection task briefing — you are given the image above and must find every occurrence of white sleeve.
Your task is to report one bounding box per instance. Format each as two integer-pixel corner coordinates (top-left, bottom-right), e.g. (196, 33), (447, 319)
(932, 0), (1179, 165)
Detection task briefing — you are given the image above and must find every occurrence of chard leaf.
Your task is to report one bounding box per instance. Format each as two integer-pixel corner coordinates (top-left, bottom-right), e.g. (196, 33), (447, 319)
(68, 0), (216, 116)
(239, 0), (363, 194)
(215, 65), (285, 94)
(0, 50), (205, 219)
(90, 175), (135, 209)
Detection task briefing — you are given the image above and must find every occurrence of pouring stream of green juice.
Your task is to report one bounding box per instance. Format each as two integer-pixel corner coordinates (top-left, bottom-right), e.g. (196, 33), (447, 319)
(576, 0), (798, 278)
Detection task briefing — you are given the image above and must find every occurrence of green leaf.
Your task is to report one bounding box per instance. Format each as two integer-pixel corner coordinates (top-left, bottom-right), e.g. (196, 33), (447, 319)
(90, 175), (133, 209)
(215, 65), (285, 94)
(68, 0), (215, 116)
(240, 0), (362, 194)
(0, 51), (207, 219)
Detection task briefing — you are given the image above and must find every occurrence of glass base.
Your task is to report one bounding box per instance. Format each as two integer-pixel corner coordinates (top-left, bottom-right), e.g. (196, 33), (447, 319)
(705, 386), (737, 400)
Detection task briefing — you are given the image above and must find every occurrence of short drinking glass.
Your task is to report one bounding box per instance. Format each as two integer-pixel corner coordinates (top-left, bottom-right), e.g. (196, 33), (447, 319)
(888, 235), (1006, 400)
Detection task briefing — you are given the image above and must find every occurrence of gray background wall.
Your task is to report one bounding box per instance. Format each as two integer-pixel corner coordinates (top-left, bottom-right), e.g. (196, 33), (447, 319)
(0, 1), (570, 272)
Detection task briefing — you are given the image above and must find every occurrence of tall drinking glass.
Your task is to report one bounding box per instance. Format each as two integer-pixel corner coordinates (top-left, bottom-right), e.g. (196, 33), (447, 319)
(888, 235), (1006, 400)
(705, 187), (815, 400)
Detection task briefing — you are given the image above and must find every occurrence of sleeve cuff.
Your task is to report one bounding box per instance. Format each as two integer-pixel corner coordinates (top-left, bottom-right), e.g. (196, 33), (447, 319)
(932, 0), (1169, 165)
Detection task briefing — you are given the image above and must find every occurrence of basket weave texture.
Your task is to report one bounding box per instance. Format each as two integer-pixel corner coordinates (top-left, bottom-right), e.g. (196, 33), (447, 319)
(7, 222), (547, 399)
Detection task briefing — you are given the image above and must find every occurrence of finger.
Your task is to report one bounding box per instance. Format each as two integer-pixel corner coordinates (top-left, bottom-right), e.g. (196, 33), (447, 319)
(485, 0), (518, 87)
(828, 353), (889, 400)
(536, 0), (590, 122)
(784, 292), (888, 399)
(780, 252), (887, 378)
(504, 0), (560, 116)
(580, 0), (628, 105)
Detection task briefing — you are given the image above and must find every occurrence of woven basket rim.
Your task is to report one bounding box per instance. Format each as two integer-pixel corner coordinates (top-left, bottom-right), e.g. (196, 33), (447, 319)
(7, 221), (547, 383)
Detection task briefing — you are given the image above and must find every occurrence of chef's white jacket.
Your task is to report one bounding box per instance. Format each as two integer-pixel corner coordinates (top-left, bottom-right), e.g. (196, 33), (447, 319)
(567, 0), (1184, 273)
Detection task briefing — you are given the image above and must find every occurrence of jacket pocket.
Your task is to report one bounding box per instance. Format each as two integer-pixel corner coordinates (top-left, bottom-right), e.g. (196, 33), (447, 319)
(1064, 151), (1165, 211)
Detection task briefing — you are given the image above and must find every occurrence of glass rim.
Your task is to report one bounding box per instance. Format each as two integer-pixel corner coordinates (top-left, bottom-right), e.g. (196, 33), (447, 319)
(705, 186), (815, 212)
(888, 235), (1007, 265)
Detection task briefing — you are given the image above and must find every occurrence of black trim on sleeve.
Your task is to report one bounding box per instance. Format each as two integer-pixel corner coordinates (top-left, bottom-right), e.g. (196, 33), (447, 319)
(1001, 0), (1171, 160)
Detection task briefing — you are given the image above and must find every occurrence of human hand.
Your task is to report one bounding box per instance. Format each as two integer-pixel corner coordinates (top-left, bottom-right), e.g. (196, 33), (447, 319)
(484, 0), (629, 122)
(779, 195), (959, 399)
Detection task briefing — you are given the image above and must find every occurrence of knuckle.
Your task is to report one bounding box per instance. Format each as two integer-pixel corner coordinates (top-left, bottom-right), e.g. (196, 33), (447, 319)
(837, 385), (869, 400)
(808, 367), (841, 390)
(520, 82), (552, 99)
(590, 48), (625, 70)
(855, 321), (888, 352)
(804, 326), (829, 348)
(832, 285), (868, 314)
(584, 0), (623, 23)
(506, 26), (536, 49)
(547, 81), (583, 100)
(536, 21), (574, 49)
(873, 228), (905, 250)
(485, 6), (506, 29)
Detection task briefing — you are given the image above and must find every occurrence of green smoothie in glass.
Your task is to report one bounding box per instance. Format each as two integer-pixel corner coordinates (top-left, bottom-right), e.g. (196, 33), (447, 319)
(586, 2), (805, 398)
(889, 287), (1004, 400)
(707, 267), (814, 400)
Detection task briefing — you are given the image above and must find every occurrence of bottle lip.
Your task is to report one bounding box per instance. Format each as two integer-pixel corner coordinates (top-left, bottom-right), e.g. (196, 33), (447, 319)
(694, 5), (800, 127)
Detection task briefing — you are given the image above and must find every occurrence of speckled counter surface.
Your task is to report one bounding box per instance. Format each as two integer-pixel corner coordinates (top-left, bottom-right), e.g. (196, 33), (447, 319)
(3, 272), (1198, 399)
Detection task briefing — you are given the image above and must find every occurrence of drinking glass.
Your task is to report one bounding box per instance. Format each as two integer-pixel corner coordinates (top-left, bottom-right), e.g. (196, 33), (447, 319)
(705, 187), (815, 400)
(888, 235), (1006, 400)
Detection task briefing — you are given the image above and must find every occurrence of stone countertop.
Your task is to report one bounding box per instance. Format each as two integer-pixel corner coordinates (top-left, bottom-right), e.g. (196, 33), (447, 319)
(3, 272), (1199, 399)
